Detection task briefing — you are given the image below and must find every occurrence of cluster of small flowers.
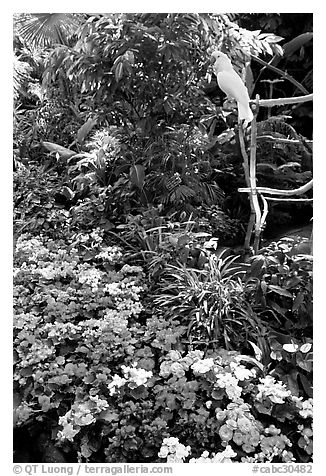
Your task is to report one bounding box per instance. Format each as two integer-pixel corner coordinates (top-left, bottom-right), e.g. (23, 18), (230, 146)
(122, 364), (153, 387)
(159, 350), (255, 403)
(213, 357), (256, 402)
(214, 372), (243, 401)
(240, 424), (294, 463)
(14, 311), (41, 332)
(116, 298), (143, 317)
(158, 437), (191, 463)
(120, 264), (144, 275)
(105, 279), (144, 302)
(159, 349), (204, 378)
(96, 245), (123, 264)
(78, 265), (105, 291)
(38, 262), (75, 280)
(71, 228), (104, 247)
(215, 401), (262, 453)
(102, 309), (128, 332)
(58, 396), (109, 442)
(15, 235), (49, 261)
(15, 235), (80, 283)
(191, 357), (215, 374)
(189, 445), (237, 463)
(297, 424), (313, 455)
(230, 359), (257, 380)
(18, 340), (55, 368)
(256, 376), (291, 404)
(15, 401), (34, 426)
(292, 396), (313, 419)
(108, 363), (153, 396)
(43, 321), (79, 340)
(259, 433), (293, 462)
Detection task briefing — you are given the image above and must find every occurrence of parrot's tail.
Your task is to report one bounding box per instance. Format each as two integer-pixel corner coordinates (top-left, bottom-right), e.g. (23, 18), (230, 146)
(237, 101), (254, 124)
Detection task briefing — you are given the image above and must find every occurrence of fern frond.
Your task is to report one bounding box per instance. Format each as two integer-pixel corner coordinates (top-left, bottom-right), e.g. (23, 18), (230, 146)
(258, 118), (299, 140)
(169, 185), (196, 204)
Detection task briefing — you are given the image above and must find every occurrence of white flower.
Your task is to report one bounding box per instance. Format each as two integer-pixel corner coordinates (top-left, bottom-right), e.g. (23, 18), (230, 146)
(225, 384), (242, 401)
(211, 445), (237, 463)
(175, 444), (191, 459)
(215, 372), (238, 388)
(96, 246), (122, 263)
(105, 282), (121, 296)
(189, 446), (237, 463)
(121, 364), (152, 387)
(187, 350), (204, 361)
(170, 362), (186, 377)
(158, 445), (169, 458)
(299, 398), (313, 418)
(168, 350), (182, 361)
(108, 375), (126, 395)
(191, 358), (215, 374)
(158, 437), (191, 462)
(256, 376), (291, 404)
(230, 362), (255, 380)
(163, 437), (180, 447)
(159, 361), (172, 378)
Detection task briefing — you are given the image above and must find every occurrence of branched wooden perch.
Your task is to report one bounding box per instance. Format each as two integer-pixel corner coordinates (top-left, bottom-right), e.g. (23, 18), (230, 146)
(257, 135), (313, 146)
(252, 94), (312, 108)
(237, 92), (313, 254)
(238, 179), (313, 196)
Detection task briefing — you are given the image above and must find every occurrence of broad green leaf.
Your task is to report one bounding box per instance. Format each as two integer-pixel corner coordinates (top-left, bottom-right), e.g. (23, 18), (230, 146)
(115, 62), (124, 82)
(129, 164), (145, 189)
(248, 341), (262, 362)
(286, 370), (299, 396)
(268, 285), (293, 298)
(299, 373), (313, 397)
(76, 117), (97, 144)
(42, 141), (76, 159)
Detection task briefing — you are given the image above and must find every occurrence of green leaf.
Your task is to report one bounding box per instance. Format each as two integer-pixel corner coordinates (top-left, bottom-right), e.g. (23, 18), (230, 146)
(129, 164), (145, 189)
(76, 117), (97, 144)
(115, 62), (124, 83)
(299, 373), (313, 398)
(293, 292), (305, 311)
(268, 285), (293, 298)
(98, 409), (119, 422)
(42, 141), (76, 160)
(248, 341), (262, 362)
(286, 370), (299, 396)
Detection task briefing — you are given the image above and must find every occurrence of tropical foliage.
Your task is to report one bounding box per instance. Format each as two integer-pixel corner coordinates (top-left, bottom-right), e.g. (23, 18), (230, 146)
(13, 13), (313, 464)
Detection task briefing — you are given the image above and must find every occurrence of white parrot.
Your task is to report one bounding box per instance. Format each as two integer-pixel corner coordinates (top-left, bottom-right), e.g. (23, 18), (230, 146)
(210, 51), (253, 126)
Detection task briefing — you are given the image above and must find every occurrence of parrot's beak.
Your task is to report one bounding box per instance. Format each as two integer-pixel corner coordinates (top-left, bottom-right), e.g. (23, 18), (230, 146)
(209, 56), (216, 65)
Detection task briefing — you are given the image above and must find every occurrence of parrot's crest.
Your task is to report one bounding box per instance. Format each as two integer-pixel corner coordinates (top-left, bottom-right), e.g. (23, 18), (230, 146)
(211, 51), (228, 60)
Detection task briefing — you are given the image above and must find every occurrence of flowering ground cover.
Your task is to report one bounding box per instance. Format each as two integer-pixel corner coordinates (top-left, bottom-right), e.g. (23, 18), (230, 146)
(13, 163), (313, 463)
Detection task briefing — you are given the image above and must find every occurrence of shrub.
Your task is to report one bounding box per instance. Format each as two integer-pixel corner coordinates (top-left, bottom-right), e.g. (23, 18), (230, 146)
(244, 238), (313, 399)
(151, 254), (262, 350)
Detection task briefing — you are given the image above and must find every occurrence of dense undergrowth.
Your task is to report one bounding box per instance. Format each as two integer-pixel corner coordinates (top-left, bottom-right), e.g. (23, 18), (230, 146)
(13, 158), (312, 463)
(13, 13), (313, 464)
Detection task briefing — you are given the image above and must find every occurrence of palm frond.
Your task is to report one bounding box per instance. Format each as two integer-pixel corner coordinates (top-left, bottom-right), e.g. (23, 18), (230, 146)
(15, 13), (80, 48)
